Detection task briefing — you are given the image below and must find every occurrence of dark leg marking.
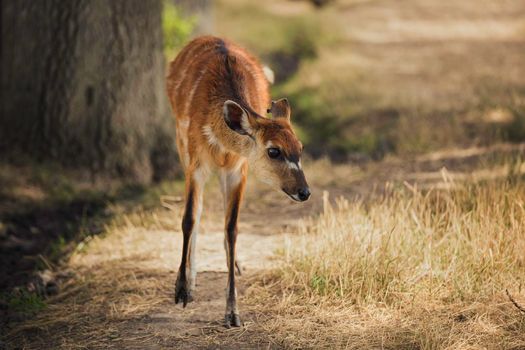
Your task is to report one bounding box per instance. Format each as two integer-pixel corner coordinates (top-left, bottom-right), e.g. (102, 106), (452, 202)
(225, 187), (242, 328)
(175, 185), (194, 307)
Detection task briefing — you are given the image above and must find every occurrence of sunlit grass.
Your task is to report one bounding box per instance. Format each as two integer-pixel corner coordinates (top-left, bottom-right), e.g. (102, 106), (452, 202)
(6, 156), (525, 348)
(291, 183), (524, 302)
(247, 173), (525, 348)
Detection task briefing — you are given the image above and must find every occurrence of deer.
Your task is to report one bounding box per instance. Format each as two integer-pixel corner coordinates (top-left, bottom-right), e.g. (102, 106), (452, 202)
(166, 36), (310, 328)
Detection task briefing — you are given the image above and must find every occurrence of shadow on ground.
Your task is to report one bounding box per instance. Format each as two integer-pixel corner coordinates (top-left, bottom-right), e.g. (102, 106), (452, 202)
(0, 169), (168, 336)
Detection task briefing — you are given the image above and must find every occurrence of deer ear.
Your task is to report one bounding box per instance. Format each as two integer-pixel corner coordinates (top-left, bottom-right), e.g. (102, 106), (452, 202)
(223, 100), (254, 135)
(267, 98), (291, 120)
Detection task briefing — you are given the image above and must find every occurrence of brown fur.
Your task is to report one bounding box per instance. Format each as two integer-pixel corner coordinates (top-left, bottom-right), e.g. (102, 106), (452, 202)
(166, 36), (309, 327)
(167, 36), (269, 171)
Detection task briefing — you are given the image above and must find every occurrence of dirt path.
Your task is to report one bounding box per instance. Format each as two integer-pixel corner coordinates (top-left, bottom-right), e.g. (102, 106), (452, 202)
(4, 143), (524, 349)
(98, 229), (287, 349)
(3, 174), (320, 349)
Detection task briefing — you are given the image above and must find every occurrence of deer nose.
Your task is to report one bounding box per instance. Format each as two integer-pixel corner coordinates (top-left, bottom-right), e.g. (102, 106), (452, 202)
(297, 187), (311, 201)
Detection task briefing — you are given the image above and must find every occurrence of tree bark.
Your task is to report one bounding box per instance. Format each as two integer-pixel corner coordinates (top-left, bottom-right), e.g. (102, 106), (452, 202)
(1, 0), (178, 183)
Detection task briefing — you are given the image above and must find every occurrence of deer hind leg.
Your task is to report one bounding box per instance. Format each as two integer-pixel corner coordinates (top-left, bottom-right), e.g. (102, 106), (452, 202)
(220, 162), (247, 328)
(175, 164), (207, 307)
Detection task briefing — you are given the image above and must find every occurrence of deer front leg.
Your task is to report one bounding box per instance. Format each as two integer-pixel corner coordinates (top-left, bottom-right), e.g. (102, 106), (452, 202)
(220, 172), (243, 277)
(175, 166), (206, 307)
(220, 164), (247, 328)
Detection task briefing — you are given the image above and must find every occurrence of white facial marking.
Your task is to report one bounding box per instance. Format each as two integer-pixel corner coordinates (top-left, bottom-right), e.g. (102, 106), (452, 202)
(286, 159), (300, 171)
(266, 141), (302, 170)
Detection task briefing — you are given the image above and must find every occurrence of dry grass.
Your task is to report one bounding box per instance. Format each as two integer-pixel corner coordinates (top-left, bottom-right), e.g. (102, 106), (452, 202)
(5, 155), (525, 349)
(245, 175), (525, 349)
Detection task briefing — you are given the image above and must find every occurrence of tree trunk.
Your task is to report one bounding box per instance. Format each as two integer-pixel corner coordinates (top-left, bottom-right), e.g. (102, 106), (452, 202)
(1, 0), (178, 183)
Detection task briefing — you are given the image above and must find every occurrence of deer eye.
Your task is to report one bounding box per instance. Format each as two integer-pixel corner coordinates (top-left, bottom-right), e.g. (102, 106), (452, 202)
(267, 147), (281, 159)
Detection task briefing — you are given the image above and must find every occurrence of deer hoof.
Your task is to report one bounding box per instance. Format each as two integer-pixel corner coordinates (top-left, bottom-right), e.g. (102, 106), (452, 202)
(174, 278), (193, 307)
(224, 312), (241, 328)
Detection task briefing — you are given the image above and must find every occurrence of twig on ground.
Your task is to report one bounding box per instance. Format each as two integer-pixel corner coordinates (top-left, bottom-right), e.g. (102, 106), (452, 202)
(506, 289), (525, 314)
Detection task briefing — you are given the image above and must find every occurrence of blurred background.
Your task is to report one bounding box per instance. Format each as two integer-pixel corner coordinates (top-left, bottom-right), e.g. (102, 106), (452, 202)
(3, 0), (524, 179)
(1, 0), (525, 347)
(213, 0), (525, 160)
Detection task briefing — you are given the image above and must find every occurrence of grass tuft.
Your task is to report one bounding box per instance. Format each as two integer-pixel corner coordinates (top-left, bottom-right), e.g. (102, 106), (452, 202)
(247, 176), (525, 348)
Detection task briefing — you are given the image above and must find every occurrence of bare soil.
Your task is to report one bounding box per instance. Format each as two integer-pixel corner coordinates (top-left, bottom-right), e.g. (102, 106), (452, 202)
(3, 142), (524, 349)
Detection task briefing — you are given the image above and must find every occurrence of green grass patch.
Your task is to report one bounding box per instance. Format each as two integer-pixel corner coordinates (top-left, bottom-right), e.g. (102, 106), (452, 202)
(2, 289), (47, 316)
(162, 1), (195, 60)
